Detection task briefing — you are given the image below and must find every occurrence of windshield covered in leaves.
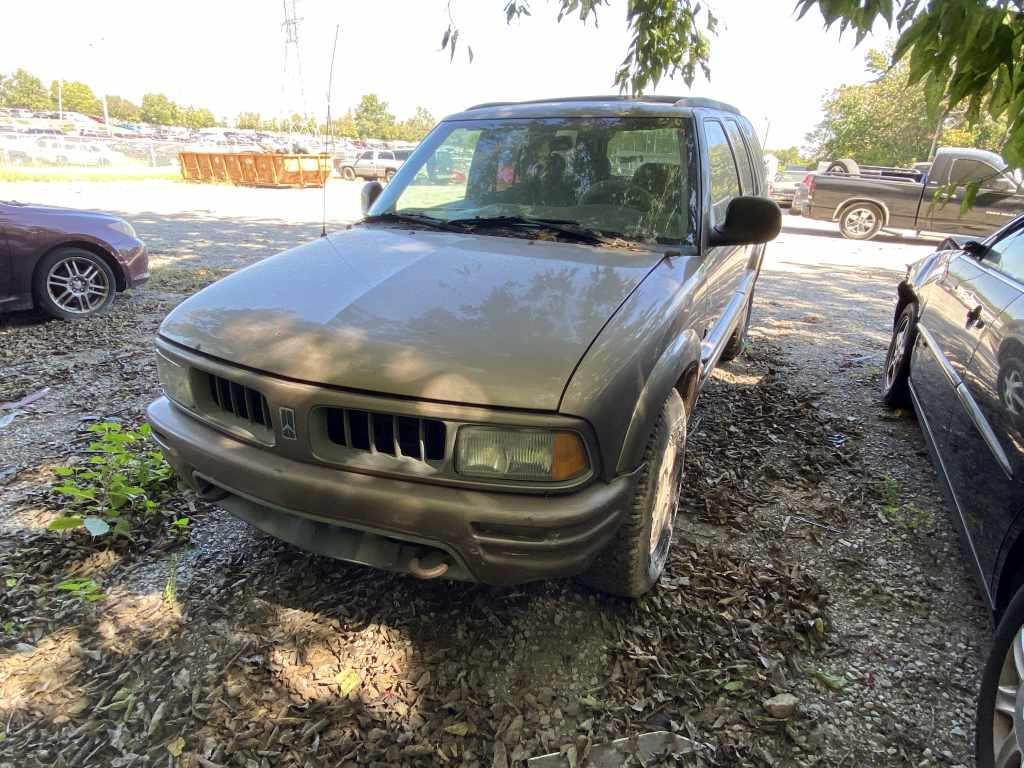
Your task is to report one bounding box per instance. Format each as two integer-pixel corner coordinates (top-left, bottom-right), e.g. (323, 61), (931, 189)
(369, 117), (697, 245)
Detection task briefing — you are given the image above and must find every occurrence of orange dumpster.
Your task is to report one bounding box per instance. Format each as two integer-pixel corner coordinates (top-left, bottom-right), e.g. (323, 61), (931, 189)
(178, 152), (331, 188)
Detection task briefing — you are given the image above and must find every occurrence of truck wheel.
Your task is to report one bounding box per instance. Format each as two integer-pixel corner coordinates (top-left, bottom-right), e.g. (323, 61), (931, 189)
(720, 291), (754, 362)
(839, 202), (883, 240)
(975, 584), (1024, 768)
(385, 168), (396, 183)
(33, 247), (117, 320)
(581, 390), (687, 598)
(882, 303), (917, 408)
(341, 166), (356, 181)
(827, 158), (860, 175)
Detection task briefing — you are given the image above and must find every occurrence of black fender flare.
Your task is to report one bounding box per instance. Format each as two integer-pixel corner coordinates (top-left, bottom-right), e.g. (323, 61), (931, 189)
(615, 329), (702, 475)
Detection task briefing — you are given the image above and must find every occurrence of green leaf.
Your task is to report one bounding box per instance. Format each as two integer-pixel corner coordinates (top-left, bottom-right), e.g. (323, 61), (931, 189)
(83, 517), (111, 537)
(960, 181), (980, 215)
(809, 668), (847, 691)
(54, 466), (75, 477)
(723, 680), (745, 691)
(5, 577), (17, 588)
(48, 516), (84, 531)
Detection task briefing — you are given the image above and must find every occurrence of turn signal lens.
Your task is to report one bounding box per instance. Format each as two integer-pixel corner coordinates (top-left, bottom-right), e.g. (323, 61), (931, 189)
(455, 427), (589, 483)
(156, 352), (195, 409)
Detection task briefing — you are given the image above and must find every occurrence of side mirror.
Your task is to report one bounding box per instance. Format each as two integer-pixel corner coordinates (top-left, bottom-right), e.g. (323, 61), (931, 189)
(962, 239), (988, 258)
(708, 196), (782, 247)
(361, 180), (383, 215)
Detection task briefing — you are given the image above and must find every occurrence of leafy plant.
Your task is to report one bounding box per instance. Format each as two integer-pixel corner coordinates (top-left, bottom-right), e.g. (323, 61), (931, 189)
(55, 578), (105, 602)
(48, 422), (175, 538)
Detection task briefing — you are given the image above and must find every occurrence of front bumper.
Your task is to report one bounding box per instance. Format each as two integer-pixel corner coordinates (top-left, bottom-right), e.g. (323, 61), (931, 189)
(148, 396), (635, 584)
(117, 241), (149, 288)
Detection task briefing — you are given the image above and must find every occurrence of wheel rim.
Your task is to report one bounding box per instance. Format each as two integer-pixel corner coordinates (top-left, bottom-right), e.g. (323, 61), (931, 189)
(1002, 369), (1024, 416)
(993, 626), (1024, 767)
(649, 421), (684, 572)
(844, 207), (877, 236)
(46, 256), (110, 315)
(885, 315), (911, 390)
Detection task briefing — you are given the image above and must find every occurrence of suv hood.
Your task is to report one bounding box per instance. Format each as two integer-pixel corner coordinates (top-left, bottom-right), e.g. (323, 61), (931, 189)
(159, 226), (664, 410)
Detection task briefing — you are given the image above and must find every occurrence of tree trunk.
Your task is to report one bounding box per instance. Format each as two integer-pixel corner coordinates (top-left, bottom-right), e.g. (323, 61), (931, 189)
(928, 108), (949, 161)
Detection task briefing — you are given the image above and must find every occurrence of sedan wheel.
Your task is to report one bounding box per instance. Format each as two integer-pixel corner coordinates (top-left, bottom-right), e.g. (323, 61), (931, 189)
(33, 247), (118, 320)
(882, 303), (917, 408)
(1000, 362), (1024, 417)
(991, 628), (1024, 767)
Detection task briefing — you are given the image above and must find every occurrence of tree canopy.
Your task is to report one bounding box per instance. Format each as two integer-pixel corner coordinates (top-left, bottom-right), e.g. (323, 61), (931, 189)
(807, 48), (1008, 166)
(0, 69), (51, 111)
(451, 0), (1023, 165)
(50, 80), (101, 116)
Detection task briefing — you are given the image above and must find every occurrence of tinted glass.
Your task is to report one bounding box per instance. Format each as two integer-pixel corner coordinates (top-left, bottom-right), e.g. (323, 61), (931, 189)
(376, 117), (695, 244)
(705, 120), (740, 224)
(359, 151), (373, 160)
(949, 158), (1000, 188)
(724, 120), (754, 194)
(986, 227), (1024, 284)
(379, 151), (395, 160)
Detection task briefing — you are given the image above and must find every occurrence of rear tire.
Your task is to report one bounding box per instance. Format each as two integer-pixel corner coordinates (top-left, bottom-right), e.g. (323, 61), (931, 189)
(341, 166), (356, 181)
(975, 584), (1024, 768)
(720, 292), (754, 362)
(839, 202), (884, 240)
(882, 303), (917, 408)
(580, 390), (687, 597)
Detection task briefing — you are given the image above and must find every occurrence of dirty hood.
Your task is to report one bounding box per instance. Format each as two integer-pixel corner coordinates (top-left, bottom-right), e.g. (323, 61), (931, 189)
(159, 226), (663, 410)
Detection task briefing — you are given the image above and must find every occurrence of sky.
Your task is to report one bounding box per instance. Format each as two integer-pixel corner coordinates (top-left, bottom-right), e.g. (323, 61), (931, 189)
(0, 0), (893, 148)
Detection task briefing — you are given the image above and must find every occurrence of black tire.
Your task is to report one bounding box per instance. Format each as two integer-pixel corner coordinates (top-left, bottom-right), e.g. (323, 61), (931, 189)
(341, 166), (356, 181)
(827, 158), (860, 175)
(581, 390), (687, 597)
(839, 202), (884, 240)
(882, 303), (917, 408)
(997, 356), (1024, 420)
(976, 584), (1024, 768)
(385, 168), (396, 182)
(720, 292), (754, 362)
(33, 247), (117, 321)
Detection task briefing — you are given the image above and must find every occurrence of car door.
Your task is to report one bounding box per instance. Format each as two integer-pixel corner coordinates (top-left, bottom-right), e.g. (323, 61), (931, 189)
(940, 230), (1024, 597)
(355, 150), (374, 177)
(927, 156), (1019, 237)
(699, 118), (747, 360)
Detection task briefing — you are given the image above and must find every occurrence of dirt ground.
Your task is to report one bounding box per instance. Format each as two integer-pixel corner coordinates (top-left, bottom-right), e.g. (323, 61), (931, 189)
(0, 183), (990, 767)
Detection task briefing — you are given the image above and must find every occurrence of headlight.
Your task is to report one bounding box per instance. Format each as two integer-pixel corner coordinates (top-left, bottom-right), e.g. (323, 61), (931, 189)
(156, 352), (194, 409)
(109, 219), (137, 239)
(455, 426), (589, 483)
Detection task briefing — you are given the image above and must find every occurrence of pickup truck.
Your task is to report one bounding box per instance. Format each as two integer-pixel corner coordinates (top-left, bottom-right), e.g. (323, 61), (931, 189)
(796, 146), (1024, 240)
(337, 149), (411, 182)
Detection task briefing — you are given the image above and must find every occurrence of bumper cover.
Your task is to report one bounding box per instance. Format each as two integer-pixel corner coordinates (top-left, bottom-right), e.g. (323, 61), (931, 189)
(148, 397), (635, 585)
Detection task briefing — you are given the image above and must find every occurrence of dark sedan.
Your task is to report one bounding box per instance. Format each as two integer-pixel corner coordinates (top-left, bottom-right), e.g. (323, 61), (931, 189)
(882, 217), (1024, 767)
(0, 200), (148, 319)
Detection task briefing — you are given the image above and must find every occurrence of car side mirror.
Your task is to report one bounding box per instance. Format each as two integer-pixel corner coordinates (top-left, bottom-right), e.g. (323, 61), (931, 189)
(361, 181), (384, 215)
(962, 239), (988, 259)
(708, 196), (782, 247)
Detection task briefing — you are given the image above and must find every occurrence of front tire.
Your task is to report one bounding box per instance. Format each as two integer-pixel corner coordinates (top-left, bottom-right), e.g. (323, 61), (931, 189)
(976, 585), (1024, 768)
(581, 390), (687, 597)
(839, 202), (884, 240)
(33, 247), (117, 320)
(883, 303), (917, 408)
(341, 166), (356, 181)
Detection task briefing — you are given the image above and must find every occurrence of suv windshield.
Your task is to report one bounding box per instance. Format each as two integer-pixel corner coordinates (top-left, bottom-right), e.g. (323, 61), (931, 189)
(369, 116), (695, 244)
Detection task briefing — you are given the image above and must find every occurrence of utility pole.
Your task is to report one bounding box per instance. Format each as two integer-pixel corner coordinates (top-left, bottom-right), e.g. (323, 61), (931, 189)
(57, 80), (63, 120)
(102, 94), (111, 137)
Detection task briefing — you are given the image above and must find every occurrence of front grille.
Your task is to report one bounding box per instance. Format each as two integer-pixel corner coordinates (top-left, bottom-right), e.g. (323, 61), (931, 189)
(324, 408), (445, 462)
(205, 373), (272, 429)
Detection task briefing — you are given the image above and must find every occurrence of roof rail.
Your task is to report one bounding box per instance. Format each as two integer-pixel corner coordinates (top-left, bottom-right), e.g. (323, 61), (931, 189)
(465, 95), (740, 114)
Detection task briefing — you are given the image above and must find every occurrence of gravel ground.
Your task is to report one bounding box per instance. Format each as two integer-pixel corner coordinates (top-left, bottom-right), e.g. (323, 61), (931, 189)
(0, 183), (992, 767)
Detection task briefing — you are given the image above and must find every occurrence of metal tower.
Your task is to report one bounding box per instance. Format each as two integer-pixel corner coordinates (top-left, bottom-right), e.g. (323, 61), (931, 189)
(281, 0), (308, 122)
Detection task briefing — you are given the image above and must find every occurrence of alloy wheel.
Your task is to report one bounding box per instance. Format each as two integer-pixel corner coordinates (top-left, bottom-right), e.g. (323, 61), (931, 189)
(1003, 369), (1024, 416)
(46, 256), (110, 315)
(844, 207), (877, 236)
(885, 315), (910, 390)
(992, 626), (1024, 767)
(649, 422), (684, 572)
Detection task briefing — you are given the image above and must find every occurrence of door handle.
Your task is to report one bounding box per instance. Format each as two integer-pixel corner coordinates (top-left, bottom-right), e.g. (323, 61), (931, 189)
(966, 304), (984, 329)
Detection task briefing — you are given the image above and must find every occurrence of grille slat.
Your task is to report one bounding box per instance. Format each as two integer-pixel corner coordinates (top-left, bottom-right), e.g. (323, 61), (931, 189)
(204, 373), (271, 431)
(323, 407), (445, 463)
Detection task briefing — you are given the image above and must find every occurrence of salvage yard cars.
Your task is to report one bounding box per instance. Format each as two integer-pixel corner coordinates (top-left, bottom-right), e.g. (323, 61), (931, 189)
(148, 95), (781, 596)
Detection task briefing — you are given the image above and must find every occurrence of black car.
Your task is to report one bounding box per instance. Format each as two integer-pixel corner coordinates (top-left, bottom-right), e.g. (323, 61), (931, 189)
(883, 217), (1024, 767)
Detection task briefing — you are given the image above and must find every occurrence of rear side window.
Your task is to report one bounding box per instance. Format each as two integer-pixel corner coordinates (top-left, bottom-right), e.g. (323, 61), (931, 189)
(359, 150), (373, 160)
(705, 120), (740, 225)
(379, 151), (395, 160)
(986, 227), (1024, 284)
(724, 120), (754, 194)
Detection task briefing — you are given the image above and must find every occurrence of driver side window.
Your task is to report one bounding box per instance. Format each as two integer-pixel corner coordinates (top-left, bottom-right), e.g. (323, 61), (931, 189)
(986, 227), (1024, 285)
(705, 120), (740, 226)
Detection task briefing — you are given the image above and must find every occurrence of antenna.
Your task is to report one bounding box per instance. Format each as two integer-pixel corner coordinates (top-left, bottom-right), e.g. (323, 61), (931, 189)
(322, 24), (340, 238)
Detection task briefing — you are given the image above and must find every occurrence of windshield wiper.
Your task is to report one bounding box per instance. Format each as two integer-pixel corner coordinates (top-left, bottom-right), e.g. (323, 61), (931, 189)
(447, 215), (614, 245)
(363, 212), (459, 231)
